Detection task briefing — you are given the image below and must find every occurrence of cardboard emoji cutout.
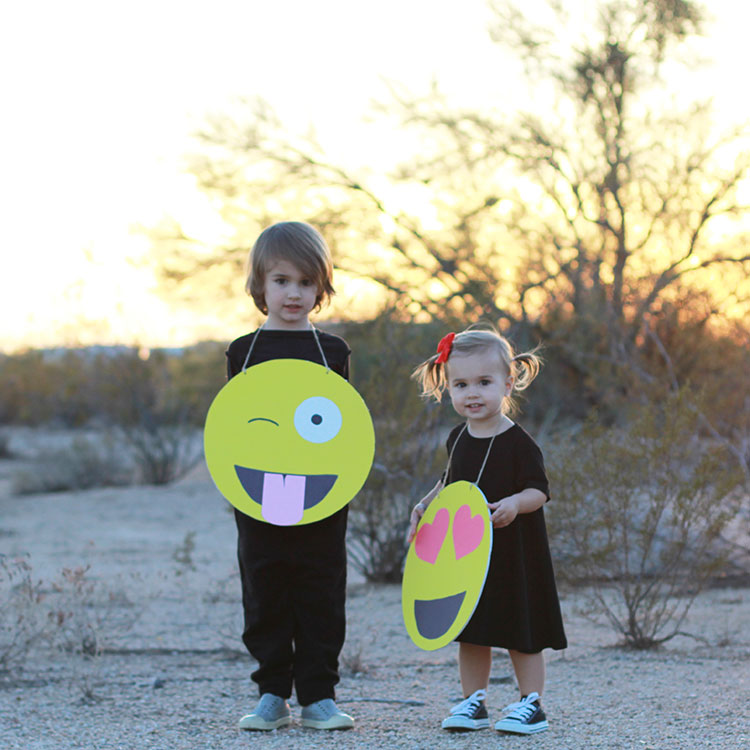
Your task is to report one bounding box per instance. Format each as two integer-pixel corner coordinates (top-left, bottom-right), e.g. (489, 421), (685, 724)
(402, 481), (492, 650)
(204, 359), (375, 525)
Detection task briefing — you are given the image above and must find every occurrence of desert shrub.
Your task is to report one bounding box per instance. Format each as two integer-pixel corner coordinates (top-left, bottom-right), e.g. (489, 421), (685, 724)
(164, 341), (226, 425)
(0, 557), (141, 674)
(96, 349), (203, 484)
(546, 389), (742, 649)
(12, 434), (133, 495)
(0, 431), (12, 459)
(117, 421), (202, 485)
(348, 411), (444, 582)
(0, 555), (49, 672)
(344, 313), (448, 582)
(0, 349), (106, 427)
(46, 565), (139, 657)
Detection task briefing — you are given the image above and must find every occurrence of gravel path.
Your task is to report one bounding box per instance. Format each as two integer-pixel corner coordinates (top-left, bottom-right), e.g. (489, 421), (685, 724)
(1, 444), (749, 749)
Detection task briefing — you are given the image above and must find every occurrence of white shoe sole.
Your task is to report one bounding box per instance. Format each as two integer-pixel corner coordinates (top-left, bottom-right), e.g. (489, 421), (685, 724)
(495, 718), (548, 734)
(238, 715), (292, 731)
(301, 716), (354, 730)
(441, 715), (490, 731)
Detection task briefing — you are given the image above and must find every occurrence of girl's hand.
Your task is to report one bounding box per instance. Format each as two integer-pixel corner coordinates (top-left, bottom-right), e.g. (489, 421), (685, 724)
(406, 480), (444, 543)
(488, 496), (520, 528)
(406, 502), (427, 544)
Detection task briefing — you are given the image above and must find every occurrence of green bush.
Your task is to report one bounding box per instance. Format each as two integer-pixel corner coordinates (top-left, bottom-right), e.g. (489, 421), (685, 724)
(96, 349), (205, 484)
(546, 389), (742, 649)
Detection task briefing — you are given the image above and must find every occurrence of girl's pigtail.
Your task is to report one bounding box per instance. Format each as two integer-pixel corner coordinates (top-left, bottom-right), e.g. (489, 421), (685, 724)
(511, 349), (543, 392)
(411, 354), (447, 402)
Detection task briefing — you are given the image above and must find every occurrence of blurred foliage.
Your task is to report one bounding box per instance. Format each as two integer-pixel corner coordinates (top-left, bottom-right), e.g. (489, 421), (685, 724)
(0, 431), (12, 459)
(12, 435), (133, 495)
(1, 312), (748, 467)
(0, 345), (220, 487)
(0, 555), (48, 672)
(342, 314), (449, 582)
(0, 311), (746, 609)
(0, 556), (140, 675)
(147, 0), (749, 418)
(546, 389), (743, 648)
(0, 344), (224, 429)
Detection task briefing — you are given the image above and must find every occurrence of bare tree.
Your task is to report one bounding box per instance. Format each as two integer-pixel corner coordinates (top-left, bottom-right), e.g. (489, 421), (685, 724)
(151, 0), (749, 393)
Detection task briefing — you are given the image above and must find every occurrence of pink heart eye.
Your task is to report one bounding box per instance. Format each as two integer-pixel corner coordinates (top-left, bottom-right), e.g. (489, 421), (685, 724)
(452, 504), (485, 560)
(414, 508), (450, 564)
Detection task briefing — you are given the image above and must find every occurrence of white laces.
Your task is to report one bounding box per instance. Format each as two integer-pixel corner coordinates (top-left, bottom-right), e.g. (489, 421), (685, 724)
(502, 692), (540, 720)
(450, 689), (487, 715)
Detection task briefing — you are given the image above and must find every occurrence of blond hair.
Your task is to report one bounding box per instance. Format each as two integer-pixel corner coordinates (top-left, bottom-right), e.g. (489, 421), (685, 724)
(412, 325), (542, 414)
(246, 221), (335, 314)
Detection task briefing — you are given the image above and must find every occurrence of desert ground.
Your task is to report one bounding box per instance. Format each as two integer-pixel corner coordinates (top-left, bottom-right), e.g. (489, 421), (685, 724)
(1, 429), (748, 750)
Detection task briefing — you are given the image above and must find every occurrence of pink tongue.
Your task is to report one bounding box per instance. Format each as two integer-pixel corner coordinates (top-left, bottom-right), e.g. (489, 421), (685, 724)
(261, 473), (306, 525)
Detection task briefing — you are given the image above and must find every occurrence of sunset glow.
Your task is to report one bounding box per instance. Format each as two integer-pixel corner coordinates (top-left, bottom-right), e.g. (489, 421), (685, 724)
(1, 0), (748, 352)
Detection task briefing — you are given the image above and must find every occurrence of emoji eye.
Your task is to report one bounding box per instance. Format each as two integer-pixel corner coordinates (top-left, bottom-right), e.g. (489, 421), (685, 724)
(294, 397), (342, 443)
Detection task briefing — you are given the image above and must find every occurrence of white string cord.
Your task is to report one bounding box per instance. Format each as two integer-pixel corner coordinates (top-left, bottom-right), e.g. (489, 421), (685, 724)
(241, 324), (330, 372)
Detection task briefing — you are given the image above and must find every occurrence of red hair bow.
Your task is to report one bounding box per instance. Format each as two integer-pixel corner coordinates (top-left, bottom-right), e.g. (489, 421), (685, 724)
(436, 332), (456, 364)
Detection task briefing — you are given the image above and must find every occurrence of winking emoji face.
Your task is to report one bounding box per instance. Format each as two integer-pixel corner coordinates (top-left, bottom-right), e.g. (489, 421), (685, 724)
(204, 359), (375, 525)
(402, 481), (492, 650)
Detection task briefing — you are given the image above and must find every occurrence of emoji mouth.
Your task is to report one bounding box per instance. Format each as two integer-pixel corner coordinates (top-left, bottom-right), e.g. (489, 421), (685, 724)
(234, 466), (337, 526)
(414, 592), (466, 639)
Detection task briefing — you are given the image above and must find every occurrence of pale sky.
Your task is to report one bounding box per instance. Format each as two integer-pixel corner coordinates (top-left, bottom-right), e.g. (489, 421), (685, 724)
(1, 0), (748, 352)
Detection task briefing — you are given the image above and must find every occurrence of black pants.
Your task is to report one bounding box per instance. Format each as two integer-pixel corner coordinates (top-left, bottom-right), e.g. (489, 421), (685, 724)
(234, 507), (348, 706)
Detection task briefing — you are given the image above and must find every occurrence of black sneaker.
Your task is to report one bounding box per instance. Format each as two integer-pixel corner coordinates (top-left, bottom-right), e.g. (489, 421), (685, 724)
(441, 689), (490, 730)
(495, 692), (548, 734)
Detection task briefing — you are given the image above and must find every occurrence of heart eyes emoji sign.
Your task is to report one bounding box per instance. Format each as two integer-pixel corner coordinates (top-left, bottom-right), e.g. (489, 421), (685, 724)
(402, 481), (493, 650)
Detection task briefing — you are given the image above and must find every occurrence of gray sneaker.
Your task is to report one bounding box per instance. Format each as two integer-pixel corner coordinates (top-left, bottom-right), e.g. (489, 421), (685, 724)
(300, 698), (354, 730)
(238, 693), (292, 731)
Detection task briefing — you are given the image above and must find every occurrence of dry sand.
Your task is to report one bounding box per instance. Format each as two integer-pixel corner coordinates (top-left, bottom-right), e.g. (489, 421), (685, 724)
(1, 430), (748, 749)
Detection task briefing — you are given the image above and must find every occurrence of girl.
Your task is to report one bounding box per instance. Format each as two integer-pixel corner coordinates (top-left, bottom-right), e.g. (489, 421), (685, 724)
(226, 221), (354, 731)
(408, 326), (567, 735)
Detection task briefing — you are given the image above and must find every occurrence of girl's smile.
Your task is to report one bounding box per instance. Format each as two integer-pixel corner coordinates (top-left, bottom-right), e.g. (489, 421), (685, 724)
(447, 351), (513, 436)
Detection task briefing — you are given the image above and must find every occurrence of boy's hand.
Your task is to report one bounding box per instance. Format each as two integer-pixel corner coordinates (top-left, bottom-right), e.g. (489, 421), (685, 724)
(488, 496), (519, 528)
(406, 502), (427, 544)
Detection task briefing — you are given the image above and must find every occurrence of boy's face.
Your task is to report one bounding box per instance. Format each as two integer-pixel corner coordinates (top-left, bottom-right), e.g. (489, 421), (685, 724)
(447, 350), (512, 427)
(263, 259), (319, 329)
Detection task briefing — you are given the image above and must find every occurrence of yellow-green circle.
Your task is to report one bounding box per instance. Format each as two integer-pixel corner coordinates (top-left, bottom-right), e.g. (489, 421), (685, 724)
(402, 481), (492, 650)
(204, 359), (375, 525)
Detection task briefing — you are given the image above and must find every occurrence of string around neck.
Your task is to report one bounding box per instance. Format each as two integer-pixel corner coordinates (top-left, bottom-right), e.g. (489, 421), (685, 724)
(241, 323), (330, 372)
(443, 423), (499, 489)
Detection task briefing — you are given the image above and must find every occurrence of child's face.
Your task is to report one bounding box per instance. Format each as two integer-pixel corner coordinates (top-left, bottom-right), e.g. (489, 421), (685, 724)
(446, 350), (512, 428)
(263, 259), (319, 329)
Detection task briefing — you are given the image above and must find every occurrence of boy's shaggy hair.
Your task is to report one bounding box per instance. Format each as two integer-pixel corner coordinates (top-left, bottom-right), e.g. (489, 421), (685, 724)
(246, 221), (335, 314)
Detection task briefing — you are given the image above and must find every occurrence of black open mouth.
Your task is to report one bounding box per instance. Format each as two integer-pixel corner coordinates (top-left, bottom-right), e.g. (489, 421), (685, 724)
(414, 592), (466, 639)
(234, 466), (337, 510)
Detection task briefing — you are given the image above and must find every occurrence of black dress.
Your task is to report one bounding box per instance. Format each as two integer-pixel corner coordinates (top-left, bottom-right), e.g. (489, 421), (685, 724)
(445, 423), (567, 653)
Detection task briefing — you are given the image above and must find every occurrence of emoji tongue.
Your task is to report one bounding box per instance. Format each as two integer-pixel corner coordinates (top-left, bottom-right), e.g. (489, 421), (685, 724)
(261, 473), (306, 525)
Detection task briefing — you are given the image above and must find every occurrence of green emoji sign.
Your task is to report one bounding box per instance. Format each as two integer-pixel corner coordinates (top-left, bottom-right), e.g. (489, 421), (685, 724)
(204, 359), (375, 525)
(402, 481), (493, 650)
